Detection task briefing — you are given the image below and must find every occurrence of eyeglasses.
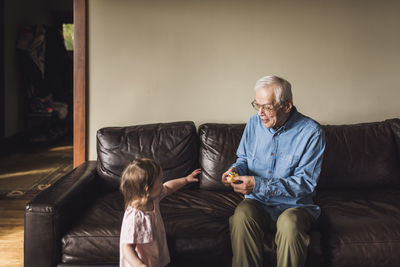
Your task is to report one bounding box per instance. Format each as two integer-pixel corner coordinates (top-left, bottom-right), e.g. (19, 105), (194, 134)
(251, 100), (278, 113)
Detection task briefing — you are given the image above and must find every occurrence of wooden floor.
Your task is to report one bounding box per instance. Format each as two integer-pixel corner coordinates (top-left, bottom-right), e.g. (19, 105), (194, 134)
(0, 199), (27, 267)
(0, 136), (73, 267)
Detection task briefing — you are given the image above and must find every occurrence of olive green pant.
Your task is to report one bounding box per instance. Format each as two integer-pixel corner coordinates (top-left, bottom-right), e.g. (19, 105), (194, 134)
(229, 199), (314, 267)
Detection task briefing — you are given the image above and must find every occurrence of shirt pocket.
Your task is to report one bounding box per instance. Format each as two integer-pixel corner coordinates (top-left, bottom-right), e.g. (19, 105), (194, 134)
(248, 155), (267, 177)
(274, 154), (299, 178)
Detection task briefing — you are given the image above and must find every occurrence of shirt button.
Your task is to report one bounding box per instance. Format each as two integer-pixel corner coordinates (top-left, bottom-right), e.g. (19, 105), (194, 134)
(268, 170), (272, 174)
(271, 152), (274, 156)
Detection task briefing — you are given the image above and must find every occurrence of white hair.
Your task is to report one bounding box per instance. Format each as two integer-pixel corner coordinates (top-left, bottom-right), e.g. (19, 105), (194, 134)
(254, 75), (293, 106)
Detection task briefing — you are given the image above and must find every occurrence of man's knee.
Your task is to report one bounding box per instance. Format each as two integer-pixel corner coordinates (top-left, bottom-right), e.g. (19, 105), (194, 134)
(230, 199), (263, 227)
(276, 208), (310, 240)
(275, 209), (312, 267)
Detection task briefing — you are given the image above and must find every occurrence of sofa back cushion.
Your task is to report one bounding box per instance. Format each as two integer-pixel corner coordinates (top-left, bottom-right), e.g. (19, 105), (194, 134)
(97, 121), (198, 188)
(198, 123), (245, 190)
(318, 119), (400, 190)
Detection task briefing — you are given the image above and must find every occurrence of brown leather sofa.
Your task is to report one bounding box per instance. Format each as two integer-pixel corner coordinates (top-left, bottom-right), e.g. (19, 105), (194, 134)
(24, 119), (400, 267)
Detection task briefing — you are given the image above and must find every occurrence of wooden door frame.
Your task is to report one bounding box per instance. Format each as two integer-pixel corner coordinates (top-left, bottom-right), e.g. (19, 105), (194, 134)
(0, 0), (87, 163)
(73, 0), (87, 168)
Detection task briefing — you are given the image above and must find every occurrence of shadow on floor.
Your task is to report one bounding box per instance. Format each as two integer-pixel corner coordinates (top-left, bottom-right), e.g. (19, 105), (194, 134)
(0, 135), (73, 200)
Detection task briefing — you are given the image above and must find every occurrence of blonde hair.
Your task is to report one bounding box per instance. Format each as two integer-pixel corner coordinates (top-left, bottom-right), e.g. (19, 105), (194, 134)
(120, 158), (162, 210)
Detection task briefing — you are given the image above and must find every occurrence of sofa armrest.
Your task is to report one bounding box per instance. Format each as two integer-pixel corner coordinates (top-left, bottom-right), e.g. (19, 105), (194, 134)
(24, 161), (100, 267)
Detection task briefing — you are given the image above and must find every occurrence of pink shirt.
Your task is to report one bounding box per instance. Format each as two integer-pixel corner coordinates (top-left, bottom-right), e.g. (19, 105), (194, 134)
(120, 186), (170, 267)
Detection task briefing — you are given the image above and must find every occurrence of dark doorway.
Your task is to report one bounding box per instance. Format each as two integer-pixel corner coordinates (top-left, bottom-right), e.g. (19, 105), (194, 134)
(0, 0), (74, 199)
(17, 3), (74, 144)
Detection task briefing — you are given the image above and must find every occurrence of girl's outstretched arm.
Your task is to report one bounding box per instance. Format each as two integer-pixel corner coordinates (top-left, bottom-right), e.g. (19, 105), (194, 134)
(163, 168), (201, 195)
(122, 244), (147, 267)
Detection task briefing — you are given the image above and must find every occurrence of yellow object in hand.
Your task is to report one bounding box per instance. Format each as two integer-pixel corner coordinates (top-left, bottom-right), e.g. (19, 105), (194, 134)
(226, 171), (239, 183)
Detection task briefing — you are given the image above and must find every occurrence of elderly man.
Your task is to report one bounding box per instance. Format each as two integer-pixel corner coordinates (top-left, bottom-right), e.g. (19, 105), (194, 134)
(222, 75), (326, 267)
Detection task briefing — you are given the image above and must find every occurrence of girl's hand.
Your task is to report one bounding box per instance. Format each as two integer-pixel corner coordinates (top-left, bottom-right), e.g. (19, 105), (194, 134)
(186, 168), (201, 183)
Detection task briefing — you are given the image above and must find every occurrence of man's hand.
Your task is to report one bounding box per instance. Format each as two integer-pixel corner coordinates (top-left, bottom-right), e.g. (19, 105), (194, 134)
(221, 167), (237, 187)
(230, 176), (255, 195)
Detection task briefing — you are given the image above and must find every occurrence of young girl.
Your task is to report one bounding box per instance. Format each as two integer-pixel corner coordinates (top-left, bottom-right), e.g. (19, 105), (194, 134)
(119, 158), (201, 267)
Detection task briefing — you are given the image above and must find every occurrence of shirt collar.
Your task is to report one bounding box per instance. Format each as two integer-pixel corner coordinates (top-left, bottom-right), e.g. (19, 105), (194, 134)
(267, 106), (299, 134)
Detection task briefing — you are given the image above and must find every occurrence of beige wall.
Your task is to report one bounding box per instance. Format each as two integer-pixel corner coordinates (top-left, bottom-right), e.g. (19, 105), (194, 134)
(88, 0), (400, 160)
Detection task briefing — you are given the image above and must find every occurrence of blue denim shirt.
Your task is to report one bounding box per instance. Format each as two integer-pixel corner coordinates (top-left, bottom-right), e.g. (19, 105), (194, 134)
(232, 107), (326, 221)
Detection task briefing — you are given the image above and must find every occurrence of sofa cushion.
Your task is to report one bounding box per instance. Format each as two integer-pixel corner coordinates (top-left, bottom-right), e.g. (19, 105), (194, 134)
(318, 120), (400, 190)
(198, 123), (245, 190)
(162, 190), (322, 267)
(61, 189), (243, 266)
(161, 189), (243, 266)
(389, 118), (400, 153)
(60, 185), (323, 267)
(317, 189), (400, 267)
(96, 121), (198, 188)
(62, 191), (123, 264)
